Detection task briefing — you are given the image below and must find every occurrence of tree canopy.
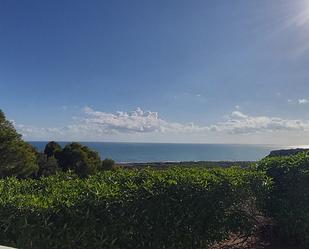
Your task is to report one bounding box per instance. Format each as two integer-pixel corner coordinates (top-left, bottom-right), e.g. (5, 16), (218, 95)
(37, 153), (59, 177)
(0, 110), (38, 178)
(0, 109), (113, 178)
(58, 142), (101, 178)
(44, 141), (62, 158)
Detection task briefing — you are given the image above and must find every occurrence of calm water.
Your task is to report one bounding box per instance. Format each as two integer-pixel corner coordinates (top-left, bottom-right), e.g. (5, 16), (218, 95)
(29, 142), (284, 163)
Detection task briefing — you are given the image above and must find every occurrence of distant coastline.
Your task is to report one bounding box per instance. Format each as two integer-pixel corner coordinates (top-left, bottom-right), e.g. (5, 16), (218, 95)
(29, 141), (283, 163)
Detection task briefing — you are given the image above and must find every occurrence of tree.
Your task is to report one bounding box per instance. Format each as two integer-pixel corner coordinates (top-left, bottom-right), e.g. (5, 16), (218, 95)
(44, 141), (62, 158)
(37, 153), (59, 177)
(0, 110), (38, 178)
(58, 142), (101, 177)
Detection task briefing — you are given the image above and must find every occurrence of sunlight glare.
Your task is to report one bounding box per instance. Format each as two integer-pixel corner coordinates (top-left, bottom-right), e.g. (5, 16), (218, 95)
(297, 1), (309, 26)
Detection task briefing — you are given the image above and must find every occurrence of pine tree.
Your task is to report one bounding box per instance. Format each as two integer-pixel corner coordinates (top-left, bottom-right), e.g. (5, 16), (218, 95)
(0, 109), (38, 178)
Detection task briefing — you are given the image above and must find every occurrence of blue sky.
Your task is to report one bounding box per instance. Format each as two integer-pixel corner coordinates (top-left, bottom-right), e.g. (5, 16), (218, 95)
(1, 0), (309, 144)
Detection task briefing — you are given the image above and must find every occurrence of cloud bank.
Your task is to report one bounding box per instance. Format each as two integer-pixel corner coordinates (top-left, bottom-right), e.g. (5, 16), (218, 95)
(15, 107), (309, 143)
(80, 106), (201, 134)
(213, 111), (308, 134)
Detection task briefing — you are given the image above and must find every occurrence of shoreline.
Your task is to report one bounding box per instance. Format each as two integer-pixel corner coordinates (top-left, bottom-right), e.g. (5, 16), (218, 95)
(118, 160), (254, 168)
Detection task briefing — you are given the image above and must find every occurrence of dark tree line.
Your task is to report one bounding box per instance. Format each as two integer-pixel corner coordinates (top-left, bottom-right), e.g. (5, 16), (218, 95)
(0, 109), (115, 178)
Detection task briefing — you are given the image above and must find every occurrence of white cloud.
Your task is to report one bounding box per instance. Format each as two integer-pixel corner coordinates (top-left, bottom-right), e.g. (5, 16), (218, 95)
(213, 111), (308, 135)
(15, 124), (63, 139)
(80, 106), (203, 134)
(230, 111), (248, 119)
(16, 107), (206, 140)
(14, 107), (309, 142)
(298, 99), (309, 104)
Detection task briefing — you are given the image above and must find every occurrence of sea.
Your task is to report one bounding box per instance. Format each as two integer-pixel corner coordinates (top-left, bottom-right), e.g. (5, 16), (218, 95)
(29, 142), (286, 163)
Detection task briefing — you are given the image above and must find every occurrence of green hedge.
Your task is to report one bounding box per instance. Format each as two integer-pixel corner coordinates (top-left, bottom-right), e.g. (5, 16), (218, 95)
(256, 152), (309, 247)
(0, 167), (269, 249)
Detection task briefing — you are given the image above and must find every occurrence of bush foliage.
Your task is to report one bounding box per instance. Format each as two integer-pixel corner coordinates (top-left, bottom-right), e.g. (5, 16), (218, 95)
(100, 158), (116, 170)
(256, 152), (309, 247)
(0, 167), (269, 249)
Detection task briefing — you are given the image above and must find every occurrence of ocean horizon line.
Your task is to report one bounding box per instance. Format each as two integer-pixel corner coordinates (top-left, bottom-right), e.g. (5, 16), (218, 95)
(29, 142), (288, 163)
(27, 140), (290, 147)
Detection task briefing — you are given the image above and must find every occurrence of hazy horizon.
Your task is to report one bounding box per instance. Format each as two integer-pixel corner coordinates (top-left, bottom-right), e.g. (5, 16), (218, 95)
(2, 0), (309, 144)
(26, 140), (306, 149)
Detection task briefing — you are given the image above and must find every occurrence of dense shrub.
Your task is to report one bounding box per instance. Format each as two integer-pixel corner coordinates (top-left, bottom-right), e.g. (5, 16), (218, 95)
(256, 152), (309, 247)
(0, 167), (268, 249)
(100, 158), (116, 170)
(267, 148), (309, 157)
